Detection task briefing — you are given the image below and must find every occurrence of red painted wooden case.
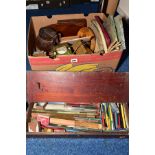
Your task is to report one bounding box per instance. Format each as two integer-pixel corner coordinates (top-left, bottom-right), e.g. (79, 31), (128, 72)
(26, 72), (129, 137)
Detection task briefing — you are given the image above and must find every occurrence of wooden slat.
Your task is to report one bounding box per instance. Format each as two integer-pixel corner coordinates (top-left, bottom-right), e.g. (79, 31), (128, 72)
(26, 131), (129, 138)
(27, 72), (129, 103)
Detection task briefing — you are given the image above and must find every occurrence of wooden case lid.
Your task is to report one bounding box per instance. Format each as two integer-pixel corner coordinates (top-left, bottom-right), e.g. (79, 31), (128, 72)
(27, 72), (129, 103)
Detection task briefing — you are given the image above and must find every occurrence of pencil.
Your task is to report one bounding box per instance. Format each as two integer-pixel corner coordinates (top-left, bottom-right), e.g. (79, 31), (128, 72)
(120, 103), (126, 128)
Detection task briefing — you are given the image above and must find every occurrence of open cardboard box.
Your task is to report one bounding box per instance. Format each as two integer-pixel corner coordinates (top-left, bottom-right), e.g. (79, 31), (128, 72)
(27, 13), (123, 71)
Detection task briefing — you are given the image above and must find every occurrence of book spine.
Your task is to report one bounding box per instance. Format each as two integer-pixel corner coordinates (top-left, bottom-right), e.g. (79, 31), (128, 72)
(50, 118), (102, 130)
(92, 20), (108, 52)
(114, 15), (126, 50)
(95, 16), (111, 47)
(75, 121), (102, 130)
(50, 118), (75, 127)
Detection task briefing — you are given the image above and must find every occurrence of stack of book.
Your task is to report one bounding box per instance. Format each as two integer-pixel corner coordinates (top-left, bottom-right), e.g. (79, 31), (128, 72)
(28, 102), (129, 133)
(90, 15), (126, 54)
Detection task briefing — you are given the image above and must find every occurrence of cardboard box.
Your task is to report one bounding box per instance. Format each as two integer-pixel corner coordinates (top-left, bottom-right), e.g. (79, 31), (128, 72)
(27, 13), (122, 71)
(27, 13), (123, 71)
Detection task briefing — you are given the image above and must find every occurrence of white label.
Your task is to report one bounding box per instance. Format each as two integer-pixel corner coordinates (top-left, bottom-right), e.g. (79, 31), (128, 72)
(71, 59), (78, 63)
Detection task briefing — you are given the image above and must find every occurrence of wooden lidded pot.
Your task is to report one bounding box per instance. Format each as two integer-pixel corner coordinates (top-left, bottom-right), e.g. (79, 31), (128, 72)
(36, 27), (61, 53)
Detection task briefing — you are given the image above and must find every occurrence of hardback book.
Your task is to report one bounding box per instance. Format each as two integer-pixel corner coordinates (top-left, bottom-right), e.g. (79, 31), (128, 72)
(94, 16), (111, 47)
(114, 15), (126, 50)
(90, 20), (107, 53)
(103, 15), (118, 45)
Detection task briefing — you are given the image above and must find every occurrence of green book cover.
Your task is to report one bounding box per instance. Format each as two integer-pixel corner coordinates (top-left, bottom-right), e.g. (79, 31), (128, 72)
(114, 15), (126, 50)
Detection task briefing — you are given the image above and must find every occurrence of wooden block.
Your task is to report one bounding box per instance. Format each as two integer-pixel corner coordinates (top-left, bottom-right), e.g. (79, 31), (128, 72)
(72, 40), (92, 54)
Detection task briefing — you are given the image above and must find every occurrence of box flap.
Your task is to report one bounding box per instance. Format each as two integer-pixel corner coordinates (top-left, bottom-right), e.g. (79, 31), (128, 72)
(100, 0), (119, 15)
(31, 13), (106, 37)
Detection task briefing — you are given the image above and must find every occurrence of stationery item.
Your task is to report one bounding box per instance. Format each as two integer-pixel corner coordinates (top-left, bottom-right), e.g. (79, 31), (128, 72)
(77, 27), (96, 51)
(113, 113), (116, 129)
(94, 16), (111, 47)
(110, 103), (119, 113)
(114, 15), (126, 50)
(123, 103), (129, 128)
(109, 104), (114, 130)
(29, 102), (129, 133)
(101, 114), (105, 129)
(102, 103), (109, 129)
(118, 103), (123, 128)
(107, 40), (117, 51)
(107, 104), (111, 130)
(120, 103), (126, 128)
(100, 104), (105, 129)
(108, 41), (121, 52)
(36, 27), (60, 52)
(105, 107), (111, 130)
(114, 112), (118, 129)
(101, 103), (107, 128)
(117, 113), (121, 129)
(108, 117), (111, 130)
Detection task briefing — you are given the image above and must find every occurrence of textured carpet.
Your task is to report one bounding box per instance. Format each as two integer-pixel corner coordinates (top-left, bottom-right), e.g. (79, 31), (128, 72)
(26, 2), (129, 155)
(26, 138), (129, 155)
